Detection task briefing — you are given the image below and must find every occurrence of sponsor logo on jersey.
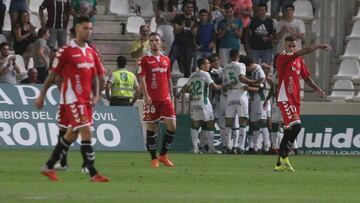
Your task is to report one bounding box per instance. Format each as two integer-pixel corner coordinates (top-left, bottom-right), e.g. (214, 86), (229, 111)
(77, 62), (94, 69)
(72, 54), (82, 58)
(88, 53), (94, 60)
(151, 67), (167, 73)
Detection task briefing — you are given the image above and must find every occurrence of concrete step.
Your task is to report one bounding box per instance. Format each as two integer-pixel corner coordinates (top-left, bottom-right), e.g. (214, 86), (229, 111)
(93, 33), (138, 41)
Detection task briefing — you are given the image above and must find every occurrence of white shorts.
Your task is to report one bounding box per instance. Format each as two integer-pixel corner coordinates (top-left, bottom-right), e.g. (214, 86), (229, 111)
(191, 103), (214, 122)
(225, 93), (249, 119)
(250, 97), (267, 122)
(271, 102), (283, 123)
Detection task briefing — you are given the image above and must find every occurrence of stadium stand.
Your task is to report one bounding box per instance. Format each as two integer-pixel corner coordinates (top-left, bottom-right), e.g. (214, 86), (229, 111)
(293, 0), (314, 20)
(150, 17), (157, 32)
(197, 0), (210, 11)
(328, 79), (355, 101)
(15, 54), (28, 82)
(0, 34), (7, 44)
(29, 14), (41, 32)
(333, 59), (360, 80)
(3, 0), (10, 11)
(346, 20), (360, 40)
(109, 0), (131, 16)
(340, 40), (360, 60)
(126, 16), (146, 34)
(29, 0), (42, 14)
(3, 12), (11, 32)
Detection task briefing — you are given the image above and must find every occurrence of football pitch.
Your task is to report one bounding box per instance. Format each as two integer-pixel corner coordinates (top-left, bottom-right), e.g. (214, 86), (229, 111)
(0, 150), (359, 203)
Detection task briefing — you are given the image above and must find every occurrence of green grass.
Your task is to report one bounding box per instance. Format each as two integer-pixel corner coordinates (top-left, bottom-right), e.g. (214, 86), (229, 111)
(0, 150), (359, 203)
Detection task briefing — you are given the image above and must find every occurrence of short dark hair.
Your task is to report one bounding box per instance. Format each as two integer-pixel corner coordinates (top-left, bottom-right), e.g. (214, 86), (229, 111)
(283, 4), (295, 12)
(199, 9), (208, 15)
(0, 42), (9, 49)
(230, 49), (239, 60)
(209, 53), (219, 63)
(257, 3), (268, 10)
(197, 58), (207, 68)
(117, 56), (127, 68)
(285, 35), (296, 42)
(239, 55), (254, 66)
(148, 32), (161, 38)
(37, 28), (48, 38)
(75, 16), (91, 26)
(223, 3), (233, 10)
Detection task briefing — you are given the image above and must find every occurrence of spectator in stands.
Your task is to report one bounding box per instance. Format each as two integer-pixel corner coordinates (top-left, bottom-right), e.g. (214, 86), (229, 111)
(9, 0), (27, 31)
(271, 0), (295, 20)
(170, 1), (197, 77)
(176, 0), (198, 15)
(245, 2), (275, 65)
(0, 1), (6, 33)
(252, 0), (268, 13)
(155, 0), (176, 55)
(210, 0), (224, 54)
(210, 0), (224, 29)
(0, 42), (21, 84)
(20, 68), (39, 84)
(217, 3), (242, 66)
(13, 11), (36, 56)
(195, 9), (215, 63)
(229, 0), (253, 28)
(106, 56), (140, 106)
(70, 0), (97, 26)
(31, 28), (50, 83)
(39, 0), (71, 50)
(275, 4), (305, 54)
(131, 24), (150, 71)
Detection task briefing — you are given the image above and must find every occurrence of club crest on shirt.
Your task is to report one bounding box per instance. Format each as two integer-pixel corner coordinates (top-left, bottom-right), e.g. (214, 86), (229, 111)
(88, 53), (94, 60)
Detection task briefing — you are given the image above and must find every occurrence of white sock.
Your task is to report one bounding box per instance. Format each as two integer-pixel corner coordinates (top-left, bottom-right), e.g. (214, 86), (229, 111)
(220, 128), (227, 148)
(205, 130), (215, 150)
(252, 130), (261, 151)
(191, 129), (199, 150)
(238, 127), (247, 150)
(261, 127), (271, 151)
(232, 129), (239, 148)
(293, 139), (298, 149)
(225, 127), (232, 149)
(271, 131), (280, 149)
(199, 130), (208, 148)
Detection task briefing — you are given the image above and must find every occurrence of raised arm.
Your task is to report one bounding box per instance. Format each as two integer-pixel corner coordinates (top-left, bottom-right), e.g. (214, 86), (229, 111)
(295, 43), (332, 57)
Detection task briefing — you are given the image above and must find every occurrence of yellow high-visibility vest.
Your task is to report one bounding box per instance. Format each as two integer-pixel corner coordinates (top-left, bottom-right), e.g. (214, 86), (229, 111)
(111, 69), (136, 98)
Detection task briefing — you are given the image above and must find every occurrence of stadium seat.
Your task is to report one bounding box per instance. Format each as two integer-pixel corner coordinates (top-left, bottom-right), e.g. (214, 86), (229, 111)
(266, 0), (271, 16)
(353, 92), (360, 101)
(327, 79), (354, 101)
(293, 0), (314, 20)
(333, 59), (360, 80)
(3, 0), (10, 11)
(132, 0), (155, 17)
(150, 17), (157, 32)
(126, 16), (145, 34)
(3, 12), (11, 31)
(171, 60), (183, 77)
(109, 0), (132, 16)
(346, 21), (360, 40)
(340, 40), (360, 60)
(29, 0), (42, 14)
(15, 55), (28, 82)
(30, 14), (41, 32)
(353, 7), (360, 21)
(27, 57), (34, 69)
(0, 34), (7, 43)
(197, 0), (210, 11)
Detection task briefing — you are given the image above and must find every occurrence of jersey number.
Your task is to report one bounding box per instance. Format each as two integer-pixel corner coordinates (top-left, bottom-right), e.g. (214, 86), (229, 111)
(229, 72), (238, 85)
(190, 81), (202, 96)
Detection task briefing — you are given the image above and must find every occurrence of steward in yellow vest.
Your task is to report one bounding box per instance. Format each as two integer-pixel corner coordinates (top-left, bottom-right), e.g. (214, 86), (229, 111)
(106, 56), (140, 106)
